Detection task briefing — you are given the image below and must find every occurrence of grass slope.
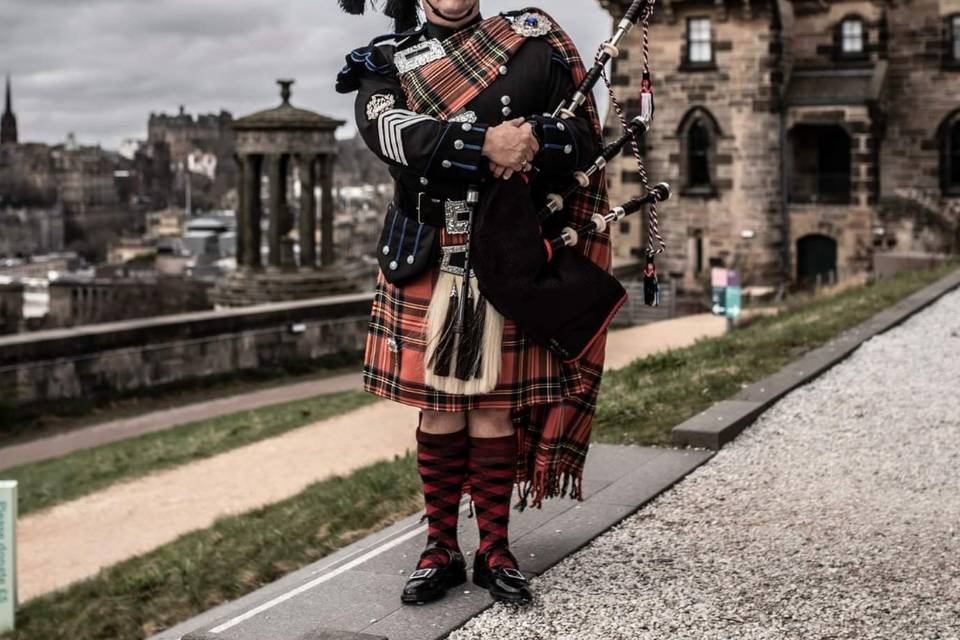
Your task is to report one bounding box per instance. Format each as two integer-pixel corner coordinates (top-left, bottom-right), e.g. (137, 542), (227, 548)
(4, 265), (955, 640)
(593, 264), (958, 445)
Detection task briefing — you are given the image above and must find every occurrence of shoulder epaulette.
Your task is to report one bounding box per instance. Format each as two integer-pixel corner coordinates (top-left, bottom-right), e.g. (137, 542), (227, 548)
(335, 25), (426, 94)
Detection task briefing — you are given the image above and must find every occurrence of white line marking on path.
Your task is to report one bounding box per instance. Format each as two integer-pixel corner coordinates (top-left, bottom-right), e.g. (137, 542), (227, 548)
(203, 502), (470, 636)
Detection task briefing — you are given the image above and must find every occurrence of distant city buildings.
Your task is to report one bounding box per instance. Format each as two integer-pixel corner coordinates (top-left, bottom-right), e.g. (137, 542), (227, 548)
(0, 74), (393, 332)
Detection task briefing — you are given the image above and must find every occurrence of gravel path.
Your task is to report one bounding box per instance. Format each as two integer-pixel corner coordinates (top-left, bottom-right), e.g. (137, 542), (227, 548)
(451, 289), (960, 640)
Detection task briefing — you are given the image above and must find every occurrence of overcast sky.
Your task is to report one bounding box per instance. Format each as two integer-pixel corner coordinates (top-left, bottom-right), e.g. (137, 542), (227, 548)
(0, 0), (613, 148)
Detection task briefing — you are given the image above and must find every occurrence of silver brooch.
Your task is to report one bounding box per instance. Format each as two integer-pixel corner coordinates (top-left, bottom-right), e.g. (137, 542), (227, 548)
(365, 93), (396, 121)
(449, 110), (478, 124)
(508, 12), (552, 38)
(394, 39), (446, 74)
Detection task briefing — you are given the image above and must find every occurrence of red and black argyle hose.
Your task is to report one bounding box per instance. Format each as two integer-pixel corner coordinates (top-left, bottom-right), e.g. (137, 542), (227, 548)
(416, 425), (469, 568)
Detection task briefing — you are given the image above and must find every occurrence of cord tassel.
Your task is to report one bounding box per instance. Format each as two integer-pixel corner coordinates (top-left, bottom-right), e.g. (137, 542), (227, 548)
(466, 292), (488, 377)
(429, 276), (460, 377)
(455, 285), (482, 381)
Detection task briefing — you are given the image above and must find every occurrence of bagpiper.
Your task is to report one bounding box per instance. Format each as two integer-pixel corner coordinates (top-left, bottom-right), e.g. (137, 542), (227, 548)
(336, 0), (614, 606)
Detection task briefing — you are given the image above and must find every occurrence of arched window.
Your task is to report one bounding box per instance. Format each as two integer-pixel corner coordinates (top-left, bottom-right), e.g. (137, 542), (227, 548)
(677, 107), (722, 195)
(688, 121), (711, 187)
(941, 111), (960, 195)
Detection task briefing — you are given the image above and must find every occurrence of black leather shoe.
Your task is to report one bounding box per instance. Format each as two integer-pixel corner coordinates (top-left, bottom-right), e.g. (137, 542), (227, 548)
(400, 544), (467, 605)
(472, 546), (532, 604)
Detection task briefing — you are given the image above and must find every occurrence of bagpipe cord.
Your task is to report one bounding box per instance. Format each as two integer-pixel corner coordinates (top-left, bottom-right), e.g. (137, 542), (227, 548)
(598, 2), (666, 256)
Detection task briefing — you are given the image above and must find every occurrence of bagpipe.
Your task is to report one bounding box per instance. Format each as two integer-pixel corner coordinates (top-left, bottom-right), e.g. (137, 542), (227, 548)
(469, 0), (671, 362)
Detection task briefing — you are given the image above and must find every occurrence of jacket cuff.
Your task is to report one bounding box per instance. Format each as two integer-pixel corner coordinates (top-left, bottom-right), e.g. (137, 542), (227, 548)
(528, 114), (579, 173)
(423, 121), (489, 183)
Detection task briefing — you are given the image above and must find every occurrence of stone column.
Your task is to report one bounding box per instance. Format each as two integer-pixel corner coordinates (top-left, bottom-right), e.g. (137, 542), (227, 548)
(320, 154), (336, 267)
(298, 155), (317, 269)
(234, 155), (246, 267)
(241, 154), (263, 269)
(266, 153), (286, 269)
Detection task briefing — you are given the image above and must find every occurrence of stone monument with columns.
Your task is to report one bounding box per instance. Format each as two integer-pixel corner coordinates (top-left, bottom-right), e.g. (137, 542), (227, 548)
(211, 79), (355, 306)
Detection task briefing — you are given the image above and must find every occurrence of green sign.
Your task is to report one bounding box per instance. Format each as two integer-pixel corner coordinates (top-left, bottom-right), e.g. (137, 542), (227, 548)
(0, 481), (16, 631)
(724, 286), (742, 319)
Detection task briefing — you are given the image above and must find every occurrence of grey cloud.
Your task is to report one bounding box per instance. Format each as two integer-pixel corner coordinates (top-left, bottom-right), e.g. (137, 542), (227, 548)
(0, 0), (612, 147)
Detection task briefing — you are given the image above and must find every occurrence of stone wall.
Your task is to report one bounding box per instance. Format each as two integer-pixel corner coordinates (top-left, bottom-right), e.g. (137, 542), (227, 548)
(605, 0), (784, 289)
(0, 293), (373, 406)
(881, 0), (960, 204)
(601, 0), (959, 290)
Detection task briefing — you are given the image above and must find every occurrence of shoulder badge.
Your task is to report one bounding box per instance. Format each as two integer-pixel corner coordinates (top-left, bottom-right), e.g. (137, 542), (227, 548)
(366, 93), (397, 121)
(394, 39), (446, 74)
(508, 12), (553, 38)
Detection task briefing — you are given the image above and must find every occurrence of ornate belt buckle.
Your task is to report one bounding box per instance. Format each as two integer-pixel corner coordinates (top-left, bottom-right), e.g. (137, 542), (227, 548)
(444, 200), (471, 235)
(439, 244), (472, 277)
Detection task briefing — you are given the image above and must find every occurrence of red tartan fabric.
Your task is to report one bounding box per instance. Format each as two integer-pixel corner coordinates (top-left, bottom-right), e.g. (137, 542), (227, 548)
(362, 10), (612, 510)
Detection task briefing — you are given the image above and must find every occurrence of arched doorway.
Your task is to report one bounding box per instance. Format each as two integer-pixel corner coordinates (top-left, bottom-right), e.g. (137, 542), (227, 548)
(797, 234), (838, 286)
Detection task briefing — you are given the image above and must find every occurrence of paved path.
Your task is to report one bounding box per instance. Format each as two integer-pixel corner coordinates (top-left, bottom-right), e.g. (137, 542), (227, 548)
(151, 444), (713, 640)
(14, 313), (731, 602)
(449, 289), (960, 639)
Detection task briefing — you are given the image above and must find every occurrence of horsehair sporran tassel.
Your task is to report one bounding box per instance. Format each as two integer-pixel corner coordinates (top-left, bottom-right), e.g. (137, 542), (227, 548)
(425, 273), (503, 395)
(464, 286), (488, 376)
(455, 281), (478, 381)
(426, 272), (459, 378)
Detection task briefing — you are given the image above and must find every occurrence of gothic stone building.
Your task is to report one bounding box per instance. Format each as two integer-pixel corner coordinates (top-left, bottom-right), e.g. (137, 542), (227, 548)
(602, 0), (960, 291)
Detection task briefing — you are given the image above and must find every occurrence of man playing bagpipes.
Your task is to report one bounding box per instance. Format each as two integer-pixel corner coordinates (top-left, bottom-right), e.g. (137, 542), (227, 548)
(336, 0), (659, 606)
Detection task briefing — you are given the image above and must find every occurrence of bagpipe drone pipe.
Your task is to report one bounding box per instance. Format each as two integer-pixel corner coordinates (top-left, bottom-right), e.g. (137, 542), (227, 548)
(470, 0), (670, 363)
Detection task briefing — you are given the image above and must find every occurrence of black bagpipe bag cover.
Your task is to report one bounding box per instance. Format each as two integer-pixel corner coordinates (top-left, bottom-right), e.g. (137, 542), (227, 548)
(471, 177), (626, 362)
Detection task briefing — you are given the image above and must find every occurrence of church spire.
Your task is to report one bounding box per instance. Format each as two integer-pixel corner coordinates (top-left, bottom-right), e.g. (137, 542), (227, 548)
(1, 73), (18, 144)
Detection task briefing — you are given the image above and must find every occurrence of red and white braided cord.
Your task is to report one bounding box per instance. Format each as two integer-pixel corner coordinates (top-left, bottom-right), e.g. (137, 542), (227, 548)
(598, 2), (665, 255)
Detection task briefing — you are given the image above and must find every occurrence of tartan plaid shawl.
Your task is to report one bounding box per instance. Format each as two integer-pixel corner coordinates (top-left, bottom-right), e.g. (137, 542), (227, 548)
(398, 10), (613, 510)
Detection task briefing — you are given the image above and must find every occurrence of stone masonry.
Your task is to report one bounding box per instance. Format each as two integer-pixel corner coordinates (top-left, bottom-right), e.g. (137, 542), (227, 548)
(600, 0), (960, 291)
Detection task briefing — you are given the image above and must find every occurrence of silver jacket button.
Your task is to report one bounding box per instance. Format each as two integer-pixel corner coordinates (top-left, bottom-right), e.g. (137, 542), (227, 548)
(499, 65), (509, 75)
(454, 139), (465, 150)
(420, 176), (429, 186)
(564, 144), (573, 154)
(501, 95), (511, 106)
(442, 159), (452, 168)
(461, 122), (473, 131)
(501, 106), (512, 117)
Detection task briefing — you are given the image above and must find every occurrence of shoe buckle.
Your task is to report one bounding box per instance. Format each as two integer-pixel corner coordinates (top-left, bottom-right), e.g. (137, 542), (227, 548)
(501, 567), (526, 581)
(409, 567), (435, 580)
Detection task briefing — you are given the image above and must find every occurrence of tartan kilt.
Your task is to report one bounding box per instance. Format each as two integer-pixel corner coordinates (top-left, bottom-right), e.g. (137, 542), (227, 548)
(362, 257), (586, 411)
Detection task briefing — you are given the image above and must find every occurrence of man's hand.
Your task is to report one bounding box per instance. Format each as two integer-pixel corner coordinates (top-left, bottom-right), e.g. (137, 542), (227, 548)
(482, 118), (539, 179)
